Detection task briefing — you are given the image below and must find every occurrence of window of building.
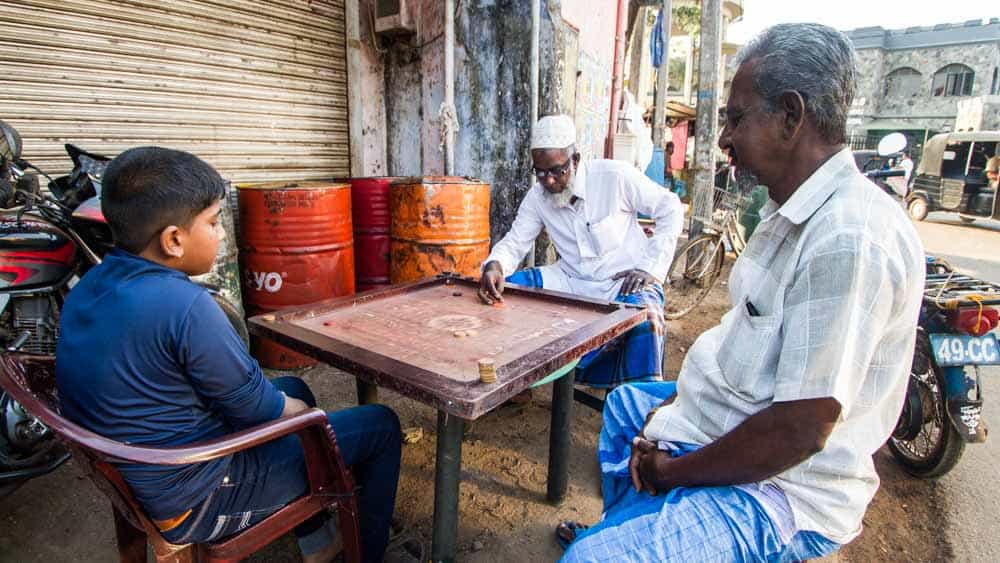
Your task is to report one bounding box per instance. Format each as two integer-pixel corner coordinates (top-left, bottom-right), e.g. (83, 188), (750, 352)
(884, 67), (922, 98)
(992, 67), (998, 95)
(931, 64), (975, 97)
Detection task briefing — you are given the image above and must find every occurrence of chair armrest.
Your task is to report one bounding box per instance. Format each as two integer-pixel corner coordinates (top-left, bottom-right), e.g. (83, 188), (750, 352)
(1, 353), (352, 492)
(77, 408), (334, 465)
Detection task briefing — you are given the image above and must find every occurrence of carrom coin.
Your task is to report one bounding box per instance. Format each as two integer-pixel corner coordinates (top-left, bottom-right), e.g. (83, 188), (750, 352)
(478, 358), (497, 384)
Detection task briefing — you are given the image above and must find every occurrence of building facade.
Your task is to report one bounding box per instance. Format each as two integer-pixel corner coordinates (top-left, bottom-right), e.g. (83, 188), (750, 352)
(846, 19), (1000, 156)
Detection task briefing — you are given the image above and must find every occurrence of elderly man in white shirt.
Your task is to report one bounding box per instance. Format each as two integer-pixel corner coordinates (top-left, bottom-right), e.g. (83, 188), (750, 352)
(557, 23), (925, 562)
(478, 114), (684, 388)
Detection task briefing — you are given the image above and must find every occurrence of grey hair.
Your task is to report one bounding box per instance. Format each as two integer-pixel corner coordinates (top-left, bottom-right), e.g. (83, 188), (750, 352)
(737, 23), (857, 144)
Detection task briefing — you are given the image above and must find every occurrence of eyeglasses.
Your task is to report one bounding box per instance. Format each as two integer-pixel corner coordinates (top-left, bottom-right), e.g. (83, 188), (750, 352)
(533, 157), (574, 180)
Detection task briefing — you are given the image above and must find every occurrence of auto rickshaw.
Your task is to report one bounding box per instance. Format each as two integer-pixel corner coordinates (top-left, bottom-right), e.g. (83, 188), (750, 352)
(907, 131), (1000, 222)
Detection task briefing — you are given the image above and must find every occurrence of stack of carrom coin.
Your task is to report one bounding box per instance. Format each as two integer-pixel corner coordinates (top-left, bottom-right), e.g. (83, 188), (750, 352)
(478, 359), (496, 384)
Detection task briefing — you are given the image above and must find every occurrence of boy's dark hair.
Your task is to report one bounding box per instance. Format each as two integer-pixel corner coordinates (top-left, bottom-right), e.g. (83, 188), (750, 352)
(101, 147), (226, 254)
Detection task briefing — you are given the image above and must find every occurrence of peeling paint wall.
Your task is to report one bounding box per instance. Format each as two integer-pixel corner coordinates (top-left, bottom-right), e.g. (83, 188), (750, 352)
(561, 0), (616, 161)
(357, 0), (389, 175)
(384, 44), (424, 176)
(453, 0), (561, 244)
(375, 0), (618, 248)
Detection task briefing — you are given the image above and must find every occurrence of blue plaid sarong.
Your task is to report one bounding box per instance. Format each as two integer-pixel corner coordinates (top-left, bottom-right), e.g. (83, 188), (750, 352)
(504, 268), (664, 388)
(560, 382), (841, 563)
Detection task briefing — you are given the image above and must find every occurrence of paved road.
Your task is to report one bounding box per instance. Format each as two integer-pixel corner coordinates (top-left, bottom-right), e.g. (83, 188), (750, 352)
(913, 213), (1000, 562)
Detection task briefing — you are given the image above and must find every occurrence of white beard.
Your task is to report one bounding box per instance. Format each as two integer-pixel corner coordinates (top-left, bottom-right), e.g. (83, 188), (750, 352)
(733, 166), (761, 195)
(543, 175), (577, 208)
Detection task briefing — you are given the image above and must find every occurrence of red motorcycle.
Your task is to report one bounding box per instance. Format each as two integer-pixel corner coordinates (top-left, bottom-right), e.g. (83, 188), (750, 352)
(0, 119), (245, 496)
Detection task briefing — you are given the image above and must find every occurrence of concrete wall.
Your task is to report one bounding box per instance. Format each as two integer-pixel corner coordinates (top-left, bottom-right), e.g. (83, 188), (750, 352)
(561, 0), (616, 162)
(355, 0), (389, 176)
(365, 0), (619, 248)
(850, 48), (886, 125)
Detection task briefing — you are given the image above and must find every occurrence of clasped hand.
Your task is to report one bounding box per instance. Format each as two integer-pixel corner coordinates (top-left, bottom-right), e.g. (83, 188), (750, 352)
(628, 436), (674, 495)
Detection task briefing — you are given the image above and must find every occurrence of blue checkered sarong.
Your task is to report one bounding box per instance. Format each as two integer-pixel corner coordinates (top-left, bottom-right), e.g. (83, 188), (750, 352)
(560, 382), (841, 562)
(505, 268), (664, 388)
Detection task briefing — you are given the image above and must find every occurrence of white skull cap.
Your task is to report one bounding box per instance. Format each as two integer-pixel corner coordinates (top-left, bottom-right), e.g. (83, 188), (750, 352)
(530, 115), (577, 150)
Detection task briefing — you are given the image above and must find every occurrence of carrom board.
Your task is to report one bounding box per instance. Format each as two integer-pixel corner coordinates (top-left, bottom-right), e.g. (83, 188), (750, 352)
(249, 275), (646, 419)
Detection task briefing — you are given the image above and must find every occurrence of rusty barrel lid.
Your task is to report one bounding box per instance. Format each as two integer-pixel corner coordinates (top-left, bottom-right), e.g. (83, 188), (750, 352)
(237, 180), (351, 191)
(390, 176), (486, 186)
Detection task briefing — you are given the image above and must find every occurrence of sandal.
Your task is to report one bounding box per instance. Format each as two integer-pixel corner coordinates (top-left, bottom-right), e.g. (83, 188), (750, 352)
(555, 520), (589, 551)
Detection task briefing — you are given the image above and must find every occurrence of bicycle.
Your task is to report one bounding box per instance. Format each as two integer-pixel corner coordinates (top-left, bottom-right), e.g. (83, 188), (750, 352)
(663, 184), (752, 319)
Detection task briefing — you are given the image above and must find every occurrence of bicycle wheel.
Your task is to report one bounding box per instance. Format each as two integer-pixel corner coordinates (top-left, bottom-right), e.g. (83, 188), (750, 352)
(664, 235), (726, 319)
(725, 217), (747, 257)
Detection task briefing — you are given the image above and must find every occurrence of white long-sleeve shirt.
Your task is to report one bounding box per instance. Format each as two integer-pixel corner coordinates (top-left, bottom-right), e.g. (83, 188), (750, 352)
(485, 159), (684, 301)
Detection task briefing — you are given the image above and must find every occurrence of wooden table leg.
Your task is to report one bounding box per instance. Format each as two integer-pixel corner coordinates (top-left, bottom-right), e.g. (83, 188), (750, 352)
(431, 410), (464, 563)
(356, 380), (378, 405)
(547, 368), (575, 503)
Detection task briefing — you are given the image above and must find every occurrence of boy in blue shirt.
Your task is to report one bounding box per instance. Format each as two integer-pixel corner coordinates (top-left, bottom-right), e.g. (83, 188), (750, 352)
(56, 147), (401, 562)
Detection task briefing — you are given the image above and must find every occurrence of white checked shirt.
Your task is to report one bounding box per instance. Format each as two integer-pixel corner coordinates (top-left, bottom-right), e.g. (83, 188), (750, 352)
(485, 159), (684, 301)
(644, 148), (925, 544)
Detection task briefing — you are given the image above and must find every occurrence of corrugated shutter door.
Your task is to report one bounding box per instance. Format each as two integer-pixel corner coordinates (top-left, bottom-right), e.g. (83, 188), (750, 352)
(0, 0), (349, 184)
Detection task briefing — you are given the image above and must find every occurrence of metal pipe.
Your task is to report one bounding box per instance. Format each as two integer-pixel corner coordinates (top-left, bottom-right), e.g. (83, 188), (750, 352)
(431, 411), (464, 562)
(605, 0), (629, 158)
(546, 368), (575, 503)
(527, 0), (540, 269)
(530, 0), (540, 128)
(444, 0), (456, 175)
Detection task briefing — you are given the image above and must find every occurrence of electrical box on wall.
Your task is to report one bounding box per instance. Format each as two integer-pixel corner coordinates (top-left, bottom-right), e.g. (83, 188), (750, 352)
(375, 0), (416, 36)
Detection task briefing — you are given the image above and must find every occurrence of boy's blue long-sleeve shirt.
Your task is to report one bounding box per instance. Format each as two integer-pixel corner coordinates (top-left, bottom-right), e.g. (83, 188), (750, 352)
(56, 249), (285, 521)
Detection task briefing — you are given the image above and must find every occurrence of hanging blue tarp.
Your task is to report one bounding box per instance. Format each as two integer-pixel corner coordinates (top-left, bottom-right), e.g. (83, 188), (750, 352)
(650, 9), (665, 68)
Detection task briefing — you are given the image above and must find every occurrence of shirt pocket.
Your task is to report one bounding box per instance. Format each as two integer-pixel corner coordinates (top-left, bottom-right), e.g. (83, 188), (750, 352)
(588, 211), (628, 256)
(718, 296), (781, 400)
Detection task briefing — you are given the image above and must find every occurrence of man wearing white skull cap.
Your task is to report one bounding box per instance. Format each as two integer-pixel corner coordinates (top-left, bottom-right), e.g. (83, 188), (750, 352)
(478, 114), (684, 388)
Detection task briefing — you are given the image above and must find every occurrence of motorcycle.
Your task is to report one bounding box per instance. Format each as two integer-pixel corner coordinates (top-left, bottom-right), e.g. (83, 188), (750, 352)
(887, 256), (1000, 477)
(0, 119), (246, 497)
(854, 132), (909, 199)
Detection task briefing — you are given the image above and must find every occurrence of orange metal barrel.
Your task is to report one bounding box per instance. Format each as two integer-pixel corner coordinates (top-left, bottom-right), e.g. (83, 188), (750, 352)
(238, 181), (354, 369)
(337, 177), (402, 292)
(390, 176), (490, 283)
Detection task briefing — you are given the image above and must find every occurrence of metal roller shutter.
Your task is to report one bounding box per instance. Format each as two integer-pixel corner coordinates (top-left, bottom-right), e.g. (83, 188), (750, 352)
(0, 0), (350, 183)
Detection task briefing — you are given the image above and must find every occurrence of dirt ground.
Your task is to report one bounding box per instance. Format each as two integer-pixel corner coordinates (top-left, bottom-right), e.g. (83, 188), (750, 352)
(0, 259), (947, 562)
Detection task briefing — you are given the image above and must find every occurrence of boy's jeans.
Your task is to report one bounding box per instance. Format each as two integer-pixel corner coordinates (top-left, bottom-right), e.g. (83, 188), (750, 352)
(163, 376), (402, 563)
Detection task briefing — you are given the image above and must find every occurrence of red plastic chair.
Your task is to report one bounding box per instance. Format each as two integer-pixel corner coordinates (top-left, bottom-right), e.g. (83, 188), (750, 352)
(0, 352), (362, 563)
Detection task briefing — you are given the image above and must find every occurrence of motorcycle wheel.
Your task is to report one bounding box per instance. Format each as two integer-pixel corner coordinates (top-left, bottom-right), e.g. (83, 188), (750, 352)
(887, 337), (965, 478)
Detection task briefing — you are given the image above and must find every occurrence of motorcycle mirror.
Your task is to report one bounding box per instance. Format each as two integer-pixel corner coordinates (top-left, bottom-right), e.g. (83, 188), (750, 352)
(0, 120), (23, 163)
(877, 132), (907, 157)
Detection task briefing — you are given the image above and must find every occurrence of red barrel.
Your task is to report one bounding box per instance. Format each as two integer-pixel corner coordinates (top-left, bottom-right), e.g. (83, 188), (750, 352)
(337, 177), (402, 292)
(238, 181), (355, 369)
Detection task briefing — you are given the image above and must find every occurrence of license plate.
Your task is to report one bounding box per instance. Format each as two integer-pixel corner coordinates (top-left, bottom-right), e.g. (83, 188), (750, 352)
(929, 333), (1000, 366)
